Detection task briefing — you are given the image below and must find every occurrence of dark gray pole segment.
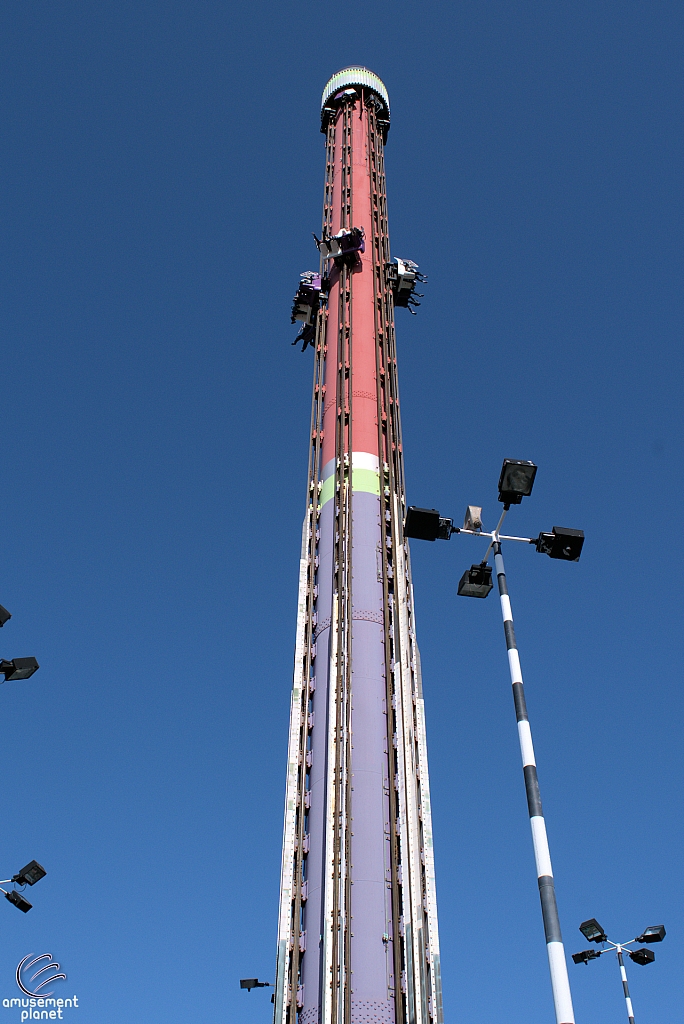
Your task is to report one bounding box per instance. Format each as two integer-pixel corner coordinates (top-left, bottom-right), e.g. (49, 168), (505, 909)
(492, 541), (575, 1024)
(617, 949), (636, 1024)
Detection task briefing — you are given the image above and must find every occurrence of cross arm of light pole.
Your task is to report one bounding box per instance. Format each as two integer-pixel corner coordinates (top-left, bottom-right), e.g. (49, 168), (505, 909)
(405, 507), (536, 548)
(406, 514), (584, 563)
(458, 529), (535, 542)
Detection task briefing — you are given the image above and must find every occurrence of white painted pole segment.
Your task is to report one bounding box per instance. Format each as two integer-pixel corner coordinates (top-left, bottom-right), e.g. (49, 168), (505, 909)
(530, 816), (554, 878)
(547, 943), (576, 1024)
(517, 720), (536, 767)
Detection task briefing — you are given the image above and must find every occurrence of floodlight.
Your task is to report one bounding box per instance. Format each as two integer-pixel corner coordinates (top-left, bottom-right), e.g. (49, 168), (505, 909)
(0, 606), (11, 628)
(404, 507), (453, 542)
(629, 948), (655, 966)
(457, 563), (493, 599)
(579, 918), (607, 944)
(4, 890), (32, 913)
(240, 979), (270, 991)
(535, 527), (585, 562)
(635, 925), (665, 944)
(0, 658), (39, 681)
(405, 507), (440, 541)
(12, 861), (46, 887)
(497, 459), (537, 505)
(572, 949), (602, 965)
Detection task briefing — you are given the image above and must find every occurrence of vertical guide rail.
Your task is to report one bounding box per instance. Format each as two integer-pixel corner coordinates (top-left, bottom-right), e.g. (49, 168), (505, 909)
(330, 96), (354, 1024)
(492, 542), (575, 1024)
(319, 113), (337, 1024)
(274, 122), (334, 1024)
(342, 104), (354, 1024)
(342, 96), (354, 1024)
(367, 97), (443, 1024)
(368, 100), (405, 1024)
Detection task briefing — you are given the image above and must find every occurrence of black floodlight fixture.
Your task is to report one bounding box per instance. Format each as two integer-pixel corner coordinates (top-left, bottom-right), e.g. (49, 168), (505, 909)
(0, 606), (11, 628)
(572, 949), (602, 965)
(0, 657), (39, 682)
(240, 979), (270, 991)
(4, 890), (32, 913)
(579, 918), (607, 944)
(635, 925), (666, 944)
(404, 507), (453, 542)
(536, 527), (585, 562)
(405, 507), (440, 541)
(498, 459), (537, 506)
(12, 861), (46, 887)
(458, 563), (493, 599)
(629, 948), (655, 966)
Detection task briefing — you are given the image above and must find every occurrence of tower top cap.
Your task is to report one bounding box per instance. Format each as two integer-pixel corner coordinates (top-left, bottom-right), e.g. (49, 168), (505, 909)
(321, 67), (390, 136)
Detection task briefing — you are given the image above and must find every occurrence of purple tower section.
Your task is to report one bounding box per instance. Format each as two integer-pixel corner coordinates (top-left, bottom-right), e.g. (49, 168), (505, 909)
(302, 462), (393, 1024)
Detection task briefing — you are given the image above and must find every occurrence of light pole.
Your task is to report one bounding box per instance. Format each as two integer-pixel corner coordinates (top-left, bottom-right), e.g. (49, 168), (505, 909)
(405, 459), (584, 1024)
(572, 919), (665, 1024)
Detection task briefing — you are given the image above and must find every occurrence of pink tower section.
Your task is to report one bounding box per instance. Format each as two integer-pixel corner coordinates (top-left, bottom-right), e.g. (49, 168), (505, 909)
(320, 106), (380, 470)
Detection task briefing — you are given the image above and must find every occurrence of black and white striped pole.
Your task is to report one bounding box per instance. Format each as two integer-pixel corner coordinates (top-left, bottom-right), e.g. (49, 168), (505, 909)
(572, 919), (665, 1024)
(404, 459), (585, 1024)
(492, 537), (574, 1024)
(617, 948), (635, 1024)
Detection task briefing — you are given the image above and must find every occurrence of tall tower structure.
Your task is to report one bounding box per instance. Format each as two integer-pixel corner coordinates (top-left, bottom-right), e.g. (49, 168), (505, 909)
(275, 69), (443, 1024)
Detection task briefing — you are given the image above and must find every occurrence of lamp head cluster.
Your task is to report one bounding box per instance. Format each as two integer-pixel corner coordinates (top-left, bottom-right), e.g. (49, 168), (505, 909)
(404, 459), (584, 598)
(572, 918), (665, 967)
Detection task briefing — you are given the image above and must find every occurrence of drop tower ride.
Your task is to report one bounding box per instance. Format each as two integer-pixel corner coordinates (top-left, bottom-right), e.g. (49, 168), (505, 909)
(274, 69), (443, 1024)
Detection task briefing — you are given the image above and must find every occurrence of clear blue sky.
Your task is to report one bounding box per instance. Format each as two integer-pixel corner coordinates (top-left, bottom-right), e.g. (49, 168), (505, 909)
(0, 3), (681, 1022)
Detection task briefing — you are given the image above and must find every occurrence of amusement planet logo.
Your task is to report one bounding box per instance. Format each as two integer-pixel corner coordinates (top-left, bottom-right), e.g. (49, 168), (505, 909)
(2, 955), (78, 1021)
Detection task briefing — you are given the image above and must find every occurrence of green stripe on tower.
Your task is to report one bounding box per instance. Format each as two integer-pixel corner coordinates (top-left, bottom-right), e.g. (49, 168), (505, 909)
(319, 468), (380, 507)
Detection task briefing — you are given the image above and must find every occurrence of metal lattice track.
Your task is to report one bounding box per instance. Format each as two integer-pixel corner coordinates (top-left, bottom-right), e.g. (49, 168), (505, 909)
(330, 97), (354, 1024)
